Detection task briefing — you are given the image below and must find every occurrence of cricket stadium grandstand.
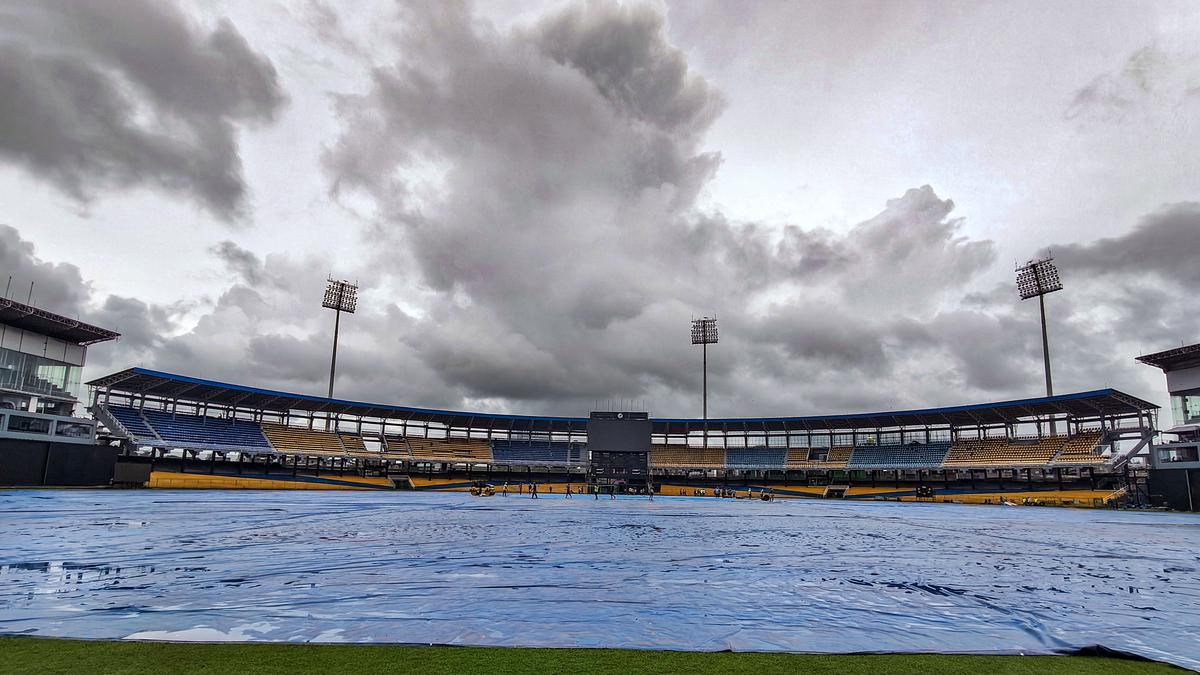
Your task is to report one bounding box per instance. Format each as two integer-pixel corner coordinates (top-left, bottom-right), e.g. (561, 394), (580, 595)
(1, 294), (1195, 510)
(79, 366), (1166, 507)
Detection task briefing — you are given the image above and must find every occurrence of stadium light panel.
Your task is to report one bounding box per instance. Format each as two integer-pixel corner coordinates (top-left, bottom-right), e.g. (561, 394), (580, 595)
(323, 278), (358, 313)
(691, 317), (718, 345)
(1015, 257), (1062, 300)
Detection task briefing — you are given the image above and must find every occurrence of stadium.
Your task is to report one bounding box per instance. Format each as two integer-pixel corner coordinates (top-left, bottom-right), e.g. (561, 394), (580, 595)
(2, 281), (1179, 509)
(6, 257), (1191, 511)
(88, 367), (1156, 507)
(4, 1), (1200, 671)
(3, 285), (1200, 672)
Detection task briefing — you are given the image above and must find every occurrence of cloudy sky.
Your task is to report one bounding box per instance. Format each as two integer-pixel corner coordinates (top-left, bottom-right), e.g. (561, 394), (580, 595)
(1, 0), (1198, 418)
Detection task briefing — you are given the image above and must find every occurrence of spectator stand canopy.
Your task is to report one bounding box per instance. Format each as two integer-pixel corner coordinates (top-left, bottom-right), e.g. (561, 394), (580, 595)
(1136, 344), (1200, 373)
(0, 297), (120, 346)
(87, 367), (1158, 445)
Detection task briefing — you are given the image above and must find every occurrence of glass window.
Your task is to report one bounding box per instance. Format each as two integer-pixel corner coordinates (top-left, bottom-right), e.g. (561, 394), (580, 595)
(54, 422), (93, 438)
(1158, 446), (1199, 463)
(1172, 392), (1200, 426)
(37, 399), (75, 416)
(0, 394), (29, 411)
(0, 347), (81, 400)
(7, 415), (51, 434)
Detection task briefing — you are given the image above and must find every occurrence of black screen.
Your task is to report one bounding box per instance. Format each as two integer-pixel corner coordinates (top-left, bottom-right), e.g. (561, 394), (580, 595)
(587, 418), (652, 452)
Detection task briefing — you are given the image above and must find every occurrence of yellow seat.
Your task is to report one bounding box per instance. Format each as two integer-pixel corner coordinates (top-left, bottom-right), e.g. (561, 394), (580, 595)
(1052, 430), (1105, 464)
(261, 423), (347, 456)
(649, 445), (726, 468)
(787, 446), (851, 469)
(394, 437), (493, 462)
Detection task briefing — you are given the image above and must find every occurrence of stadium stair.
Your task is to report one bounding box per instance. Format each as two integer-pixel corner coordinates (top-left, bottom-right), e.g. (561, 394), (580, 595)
(380, 435), (416, 461)
(785, 446), (852, 469)
(1049, 430), (1106, 465)
(96, 404), (160, 442)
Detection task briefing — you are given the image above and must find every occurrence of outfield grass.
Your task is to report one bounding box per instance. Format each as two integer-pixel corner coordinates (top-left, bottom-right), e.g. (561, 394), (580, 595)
(0, 637), (1183, 674)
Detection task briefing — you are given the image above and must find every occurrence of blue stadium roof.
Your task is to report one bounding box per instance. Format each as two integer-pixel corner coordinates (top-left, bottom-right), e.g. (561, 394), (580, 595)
(88, 367), (1157, 434)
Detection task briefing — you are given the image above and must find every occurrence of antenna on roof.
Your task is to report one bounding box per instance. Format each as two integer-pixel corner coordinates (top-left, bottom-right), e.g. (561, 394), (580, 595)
(27, 281), (34, 304)
(4, 276), (11, 298)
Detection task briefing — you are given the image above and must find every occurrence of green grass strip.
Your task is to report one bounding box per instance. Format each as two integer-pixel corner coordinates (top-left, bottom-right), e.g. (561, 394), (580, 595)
(0, 637), (1182, 674)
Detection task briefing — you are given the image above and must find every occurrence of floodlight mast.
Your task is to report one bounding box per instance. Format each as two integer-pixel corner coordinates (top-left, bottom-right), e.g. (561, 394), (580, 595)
(691, 317), (718, 446)
(1016, 256), (1063, 432)
(322, 278), (358, 410)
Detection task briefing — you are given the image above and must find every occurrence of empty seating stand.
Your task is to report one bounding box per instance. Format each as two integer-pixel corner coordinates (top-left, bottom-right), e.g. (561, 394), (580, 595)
(260, 423), (345, 456)
(404, 437), (493, 463)
(785, 448), (810, 469)
(725, 447), (787, 469)
(103, 405), (157, 439)
(139, 408), (271, 450)
(338, 433), (382, 459)
(944, 436), (1067, 468)
(491, 439), (578, 464)
(339, 433), (368, 451)
(1052, 430), (1105, 465)
(786, 446), (852, 469)
(649, 446), (726, 468)
(848, 442), (951, 470)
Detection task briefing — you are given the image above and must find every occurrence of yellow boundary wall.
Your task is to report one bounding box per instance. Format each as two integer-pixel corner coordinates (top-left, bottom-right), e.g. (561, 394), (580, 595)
(149, 471), (391, 491)
(146, 472), (1122, 507)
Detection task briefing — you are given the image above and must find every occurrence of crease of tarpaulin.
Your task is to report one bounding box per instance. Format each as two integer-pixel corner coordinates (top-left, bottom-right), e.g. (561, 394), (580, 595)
(0, 491), (1197, 671)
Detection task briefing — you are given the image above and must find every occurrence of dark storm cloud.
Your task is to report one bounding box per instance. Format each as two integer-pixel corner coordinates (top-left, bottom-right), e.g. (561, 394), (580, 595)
(531, 2), (725, 138)
(210, 241), (265, 286)
(750, 305), (893, 372)
(0, 0), (285, 220)
(84, 295), (176, 370)
(951, 200), (1200, 405)
(0, 223), (89, 312)
(1054, 202), (1200, 284)
(0, 224), (176, 371)
(317, 1), (1023, 415)
(1052, 202), (1200, 355)
(5, 0), (1188, 419)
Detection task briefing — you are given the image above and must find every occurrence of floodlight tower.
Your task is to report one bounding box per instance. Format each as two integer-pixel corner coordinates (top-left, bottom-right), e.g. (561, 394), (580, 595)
(691, 316), (718, 445)
(322, 277), (358, 401)
(1016, 255), (1063, 399)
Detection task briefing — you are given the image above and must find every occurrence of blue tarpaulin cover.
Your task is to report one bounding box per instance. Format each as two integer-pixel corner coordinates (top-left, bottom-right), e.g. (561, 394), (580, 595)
(1, 490), (1197, 670)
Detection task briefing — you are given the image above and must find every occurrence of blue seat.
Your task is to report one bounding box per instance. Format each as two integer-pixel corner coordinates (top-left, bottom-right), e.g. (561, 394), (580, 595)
(725, 447), (787, 469)
(491, 439), (580, 463)
(139, 408), (271, 449)
(104, 405), (156, 438)
(848, 442), (951, 469)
